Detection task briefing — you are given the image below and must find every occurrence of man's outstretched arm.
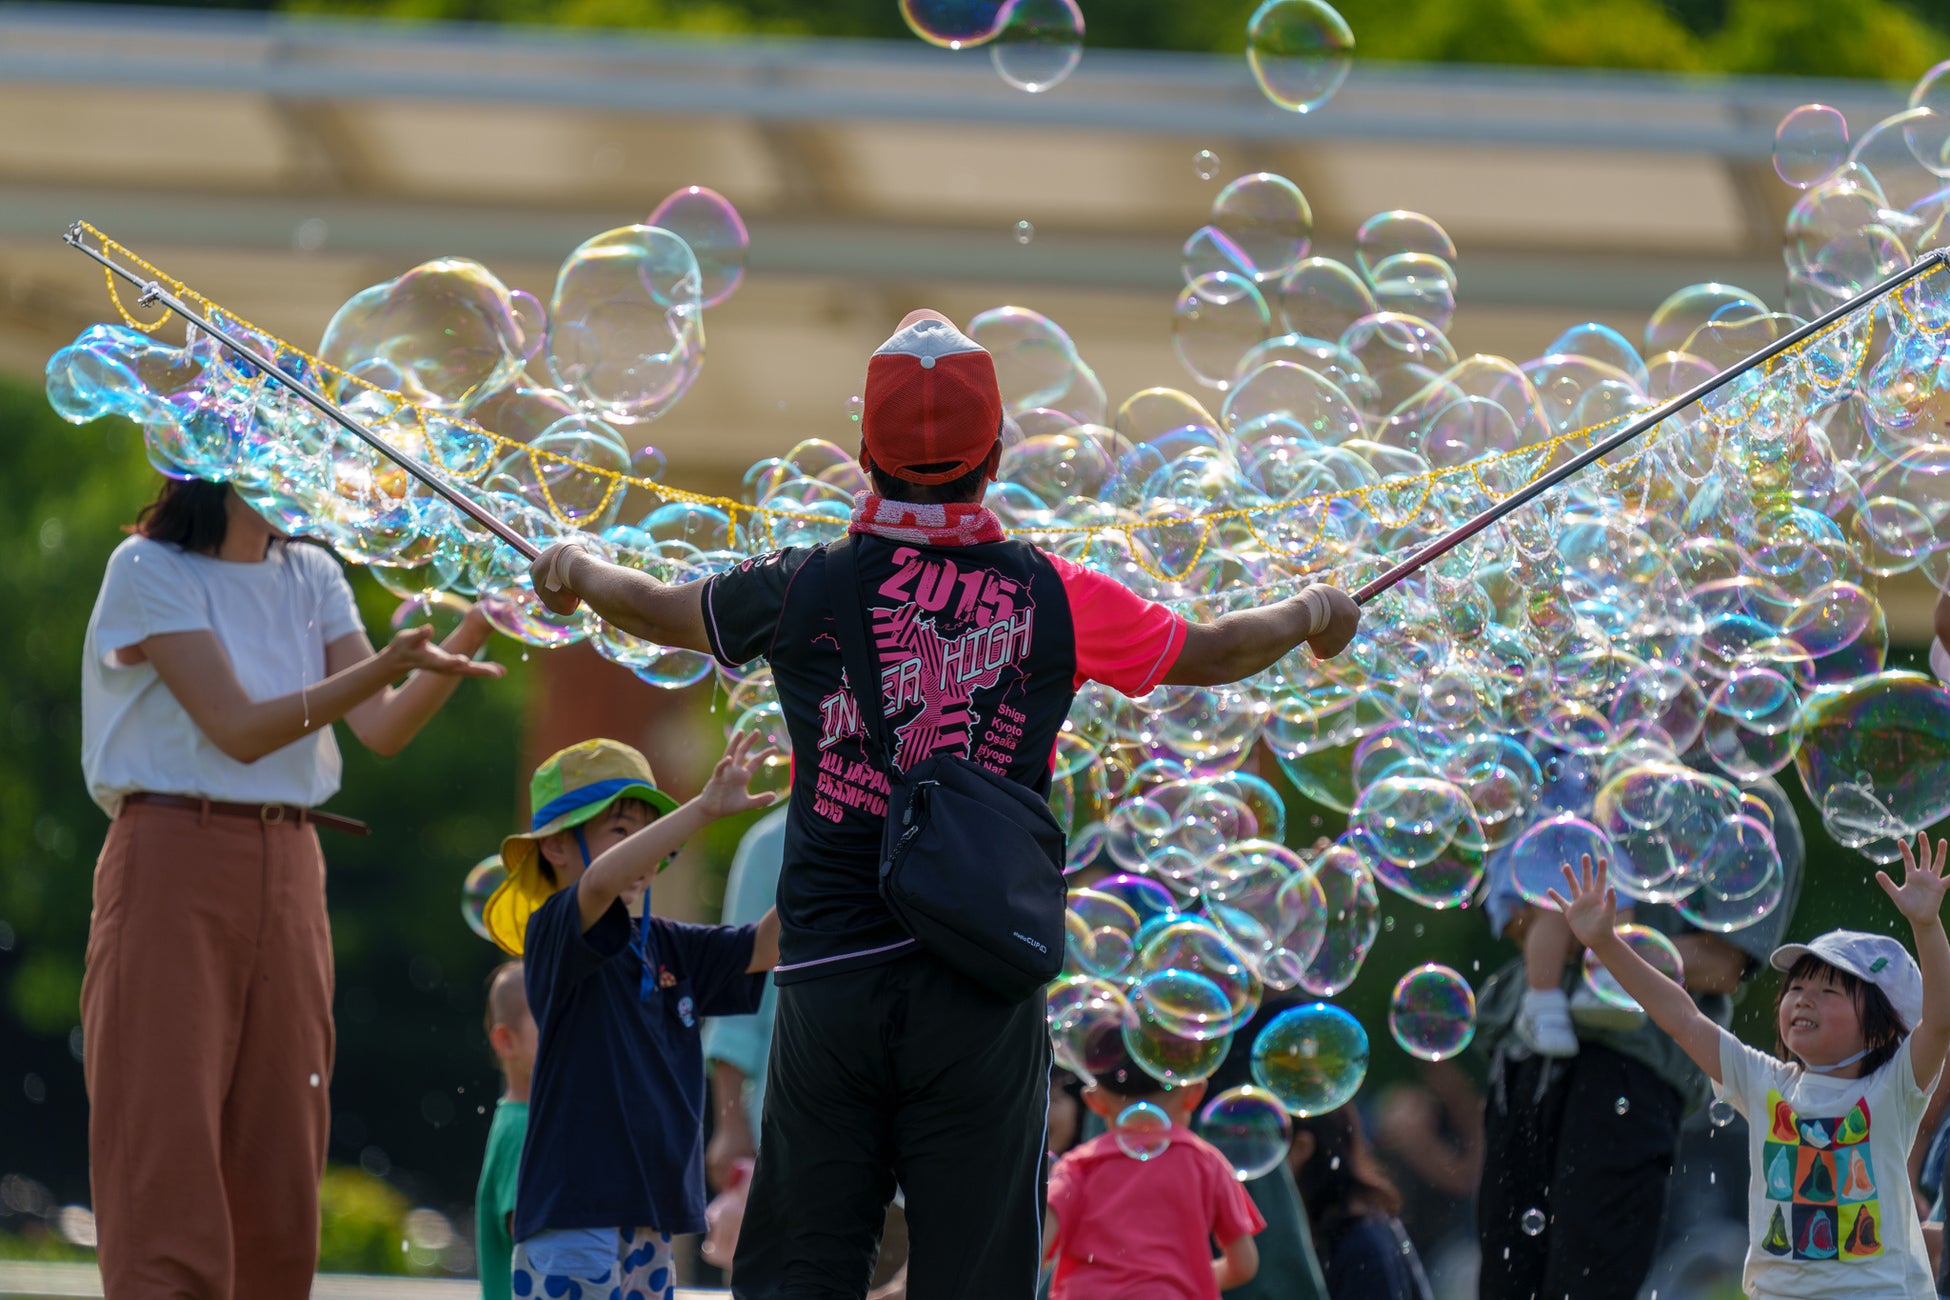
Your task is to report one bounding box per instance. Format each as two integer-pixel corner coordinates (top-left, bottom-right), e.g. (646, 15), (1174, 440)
(1163, 584), (1360, 686)
(528, 541), (712, 652)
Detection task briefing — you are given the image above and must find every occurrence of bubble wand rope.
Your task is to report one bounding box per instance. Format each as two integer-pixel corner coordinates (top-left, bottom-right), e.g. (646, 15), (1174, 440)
(61, 222), (543, 561)
(1351, 247), (1950, 607)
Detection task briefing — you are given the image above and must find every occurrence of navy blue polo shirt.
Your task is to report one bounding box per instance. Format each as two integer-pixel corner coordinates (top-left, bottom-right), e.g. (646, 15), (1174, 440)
(514, 881), (766, 1240)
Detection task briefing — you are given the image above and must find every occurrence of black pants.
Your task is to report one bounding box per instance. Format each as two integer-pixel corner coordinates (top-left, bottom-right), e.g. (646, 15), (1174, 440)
(733, 952), (1051, 1300)
(1477, 1043), (1683, 1300)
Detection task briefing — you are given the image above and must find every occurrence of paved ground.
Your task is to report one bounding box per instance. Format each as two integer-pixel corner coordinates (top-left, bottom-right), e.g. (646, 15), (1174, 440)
(0, 1262), (729, 1299)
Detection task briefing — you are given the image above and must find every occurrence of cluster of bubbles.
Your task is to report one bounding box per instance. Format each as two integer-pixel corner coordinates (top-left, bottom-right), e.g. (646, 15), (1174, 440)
(47, 39), (1950, 1163)
(897, 0), (1354, 112)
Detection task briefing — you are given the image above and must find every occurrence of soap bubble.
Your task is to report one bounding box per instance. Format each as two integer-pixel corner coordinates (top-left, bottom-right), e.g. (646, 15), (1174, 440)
(546, 225), (703, 424)
(1507, 814), (1617, 907)
(1194, 149), (1222, 181)
(1581, 925), (1686, 1010)
(989, 0), (1083, 94)
(646, 187), (749, 309)
(1245, 0), (1354, 115)
(1251, 1002), (1369, 1116)
(1795, 673), (1950, 841)
(1348, 777), (1486, 909)
(1048, 976), (1134, 1080)
(1296, 843), (1380, 996)
(1114, 1100), (1174, 1161)
(1196, 1086), (1293, 1180)
(1521, 1207), (1547, 1236)
(319, 259), (527, 413)
(1774, 105), (1851, 189)
(1387, 963), (1476, 1061)
(461, 855), (504, 942)
(900, 0), (1003, 48)
(1708, 1098), (1737, 1128)
(1014, 219), (1036, 245)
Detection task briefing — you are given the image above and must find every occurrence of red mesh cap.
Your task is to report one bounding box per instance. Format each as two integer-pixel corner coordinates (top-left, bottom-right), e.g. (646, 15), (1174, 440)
(860, 312), (1002, 485)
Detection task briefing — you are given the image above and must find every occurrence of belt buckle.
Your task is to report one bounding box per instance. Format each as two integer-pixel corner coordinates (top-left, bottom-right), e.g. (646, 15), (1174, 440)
(260, 803), (286, 825)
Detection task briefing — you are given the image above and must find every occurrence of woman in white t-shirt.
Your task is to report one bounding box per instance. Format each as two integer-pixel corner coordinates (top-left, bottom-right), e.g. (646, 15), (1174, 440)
(79, 476), (503, 1300)
(1553, 842), (1950, 1300)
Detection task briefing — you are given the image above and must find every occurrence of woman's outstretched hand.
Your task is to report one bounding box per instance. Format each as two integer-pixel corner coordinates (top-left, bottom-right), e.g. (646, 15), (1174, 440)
(381, 624), (505, 679)
(1546, 854), (1618, 951)
(1881, 832), (1950, 928)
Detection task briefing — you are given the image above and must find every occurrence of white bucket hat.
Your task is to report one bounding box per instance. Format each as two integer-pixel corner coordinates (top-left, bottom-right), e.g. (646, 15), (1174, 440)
(1771, 929), (1924, 1031)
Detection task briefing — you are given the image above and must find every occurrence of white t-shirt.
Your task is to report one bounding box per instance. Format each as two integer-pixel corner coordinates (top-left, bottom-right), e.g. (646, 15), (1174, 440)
(81, 535), (364, 815)
(1715, 1029), (1939, 1300)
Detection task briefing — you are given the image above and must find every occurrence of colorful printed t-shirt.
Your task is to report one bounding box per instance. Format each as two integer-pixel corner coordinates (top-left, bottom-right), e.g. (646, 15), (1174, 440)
(1046, 1127), (1266, 1300)
(1716, 1030), (1939, 1299)
(701, 538), (1186, 983)
(515, 884), (766, 1241)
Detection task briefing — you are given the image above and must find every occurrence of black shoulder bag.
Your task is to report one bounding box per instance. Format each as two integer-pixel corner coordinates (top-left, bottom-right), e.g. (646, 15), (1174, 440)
(823, 535), (1068, 1003)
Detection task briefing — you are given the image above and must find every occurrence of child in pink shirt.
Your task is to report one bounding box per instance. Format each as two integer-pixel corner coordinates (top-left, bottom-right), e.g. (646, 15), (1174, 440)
(1044, 1040), (1265, 1299)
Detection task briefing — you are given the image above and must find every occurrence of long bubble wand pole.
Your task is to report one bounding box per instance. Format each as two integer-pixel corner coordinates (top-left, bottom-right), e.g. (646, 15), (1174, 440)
(1352, 248), (1950, 606)
(62, 222), (542, 561)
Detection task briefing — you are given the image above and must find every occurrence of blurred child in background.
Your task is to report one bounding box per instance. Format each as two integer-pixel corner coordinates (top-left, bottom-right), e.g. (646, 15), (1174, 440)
(1291, 1105), (1434, 1300)
(475, 960), (533, 1300)
(1044, 1030), (1264, 1299)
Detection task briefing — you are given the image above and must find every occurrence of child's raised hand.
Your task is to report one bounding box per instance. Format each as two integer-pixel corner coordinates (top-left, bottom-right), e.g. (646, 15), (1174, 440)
(1545, 854), (1619, 950)
(697, 730), (783, 819)
(1879, 832), (1950, 927)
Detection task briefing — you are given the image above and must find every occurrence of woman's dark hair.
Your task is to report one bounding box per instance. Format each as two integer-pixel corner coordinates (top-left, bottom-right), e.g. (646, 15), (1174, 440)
(1292, 1105), (1402, 1238)
(868, 460), (990, 505)
(1773, 953), (1907, 1075)
(131, 478), (232, 553)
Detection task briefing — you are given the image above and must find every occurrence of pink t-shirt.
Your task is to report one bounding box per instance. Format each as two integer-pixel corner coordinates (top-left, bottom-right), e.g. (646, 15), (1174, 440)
(1047, 1128), (1267, 1300)
(1046, 553), (1188, 696)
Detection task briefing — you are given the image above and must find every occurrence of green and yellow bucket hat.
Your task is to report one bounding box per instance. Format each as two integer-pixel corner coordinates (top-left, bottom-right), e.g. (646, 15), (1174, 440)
(483, 738), (680, 956)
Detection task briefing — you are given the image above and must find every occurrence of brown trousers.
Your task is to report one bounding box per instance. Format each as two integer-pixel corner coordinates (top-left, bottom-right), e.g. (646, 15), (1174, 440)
(81, 801), (335, 1300)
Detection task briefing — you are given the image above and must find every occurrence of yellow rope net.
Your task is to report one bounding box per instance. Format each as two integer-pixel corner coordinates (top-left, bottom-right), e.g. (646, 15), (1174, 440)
(79, 221), (1927, 587)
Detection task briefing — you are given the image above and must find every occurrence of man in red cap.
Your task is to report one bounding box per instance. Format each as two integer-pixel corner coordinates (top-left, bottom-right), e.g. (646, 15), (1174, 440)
(529, 309), (1359, 1299)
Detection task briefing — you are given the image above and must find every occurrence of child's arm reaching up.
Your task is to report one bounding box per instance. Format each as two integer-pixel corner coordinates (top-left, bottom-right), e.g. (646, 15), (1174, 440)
(1547, 855), (1725, 1084)
(1880, 832), (1950, 1091)
(578, 731), (780, 931)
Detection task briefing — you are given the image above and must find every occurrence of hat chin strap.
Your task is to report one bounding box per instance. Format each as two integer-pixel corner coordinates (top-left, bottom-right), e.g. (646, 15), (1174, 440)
(1803, 1046), (1874, 1075)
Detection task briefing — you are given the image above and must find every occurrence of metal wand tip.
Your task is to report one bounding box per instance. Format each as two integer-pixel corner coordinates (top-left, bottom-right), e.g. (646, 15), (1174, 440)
(63, 221), (84, 245)
(137, 281), (164, 308)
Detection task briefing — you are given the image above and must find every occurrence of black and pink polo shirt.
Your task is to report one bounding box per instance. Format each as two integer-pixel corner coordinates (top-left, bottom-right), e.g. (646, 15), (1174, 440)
(702, 536), (1187, 984)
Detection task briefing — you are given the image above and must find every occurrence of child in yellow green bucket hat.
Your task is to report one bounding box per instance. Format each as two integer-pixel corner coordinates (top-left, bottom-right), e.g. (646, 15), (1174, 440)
(487, 730), (780, 1300)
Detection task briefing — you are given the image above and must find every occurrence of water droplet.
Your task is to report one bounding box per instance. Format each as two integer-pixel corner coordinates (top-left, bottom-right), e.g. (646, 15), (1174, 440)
(309, 1072), (321, 1088)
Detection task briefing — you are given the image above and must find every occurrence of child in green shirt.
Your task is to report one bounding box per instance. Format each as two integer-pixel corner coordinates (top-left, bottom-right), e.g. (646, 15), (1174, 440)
(477, 959), (534, 1300)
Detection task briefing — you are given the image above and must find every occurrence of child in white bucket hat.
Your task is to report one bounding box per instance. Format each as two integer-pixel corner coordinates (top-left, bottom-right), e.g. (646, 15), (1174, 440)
(1553, 832), (1950, 1299)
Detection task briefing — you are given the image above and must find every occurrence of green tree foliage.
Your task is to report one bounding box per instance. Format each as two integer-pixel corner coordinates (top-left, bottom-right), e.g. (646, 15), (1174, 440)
(267, 0), (1950, 79)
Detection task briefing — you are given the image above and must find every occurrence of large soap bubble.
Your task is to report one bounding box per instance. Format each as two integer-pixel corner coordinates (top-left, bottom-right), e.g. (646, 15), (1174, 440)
(646, 187), (749, 309)
(1388, 964), (1476, 1061)
(988, 0), (1083, 94)
(546, 224), (704, 424)
(1252, 1002), (1368, 1116)
(1245, 0), (1354, 115)
(319, 258), (529, 412)
(1196, 1086), (1293, 1180)
(1795, 673), (1950, 843)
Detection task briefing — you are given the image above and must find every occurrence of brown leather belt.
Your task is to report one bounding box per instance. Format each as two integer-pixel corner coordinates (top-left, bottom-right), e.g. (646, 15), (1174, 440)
(120, 791), (371, 837)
